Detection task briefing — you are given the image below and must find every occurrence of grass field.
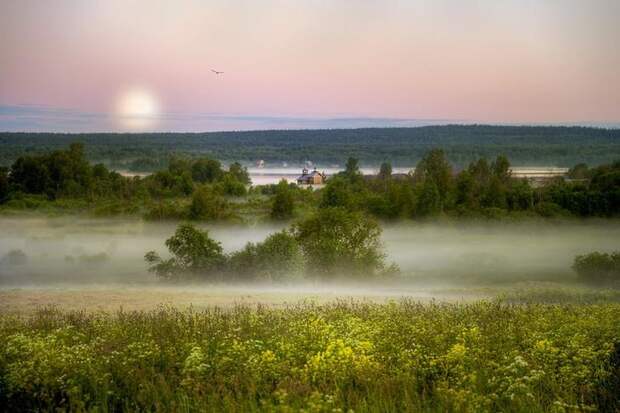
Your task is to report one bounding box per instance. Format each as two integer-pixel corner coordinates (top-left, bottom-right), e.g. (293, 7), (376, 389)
(0, 284), (486, 315)
(1, 286), (619, 412)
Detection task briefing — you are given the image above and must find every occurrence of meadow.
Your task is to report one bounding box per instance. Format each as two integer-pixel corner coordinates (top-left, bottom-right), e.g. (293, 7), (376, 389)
(2, 217), (620, 411)
(1, 298), (619, 412)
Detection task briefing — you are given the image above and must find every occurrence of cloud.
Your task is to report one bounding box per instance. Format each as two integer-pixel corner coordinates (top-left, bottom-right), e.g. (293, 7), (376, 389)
(0, 105), (112, 132)
(0, 104), (461, 132)
(3, 104), (618, 133)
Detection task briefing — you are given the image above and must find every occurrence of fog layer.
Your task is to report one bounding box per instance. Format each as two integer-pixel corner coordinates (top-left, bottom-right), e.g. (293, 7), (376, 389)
(1, 217), (619, 286)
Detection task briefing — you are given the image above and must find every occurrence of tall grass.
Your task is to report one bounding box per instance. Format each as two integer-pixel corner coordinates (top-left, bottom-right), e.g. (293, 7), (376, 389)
(1, 300), (619, 412)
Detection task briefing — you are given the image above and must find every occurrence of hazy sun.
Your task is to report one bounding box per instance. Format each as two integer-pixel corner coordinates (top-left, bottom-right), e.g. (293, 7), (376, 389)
(115, 87), (160, 130)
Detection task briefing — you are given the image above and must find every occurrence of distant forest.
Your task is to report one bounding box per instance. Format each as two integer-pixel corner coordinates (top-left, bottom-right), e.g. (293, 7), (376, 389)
(1, 125), (619, 170)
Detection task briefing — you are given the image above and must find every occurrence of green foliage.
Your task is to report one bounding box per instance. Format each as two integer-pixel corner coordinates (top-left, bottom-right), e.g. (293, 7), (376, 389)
(228, 230), (303, 281)
(319, 176), (355, 210)
(414, 149), (452, 209)
(188, 186), (230, 221)
(227, 162), (251, 185)
(149, 215), (388, 281)
(143, 199), (186, 221)
(573, 251), (620, 284)
(416, 181), (441, 217)
(0, 166), (8, 203)
(1, 302), (619, 412)
(378, 161), (392, 180)
(216, 173), (247, 196)
(270, 179), (294, 220)
(145, 223), (224, 280)
(2, 142), (620, 222)
(293, 207), (387, 278)
(191, 158), (224, 183)
(2, 125), (620, 168)
(343, 157), (362, 183)
(568, 163), (589, 179)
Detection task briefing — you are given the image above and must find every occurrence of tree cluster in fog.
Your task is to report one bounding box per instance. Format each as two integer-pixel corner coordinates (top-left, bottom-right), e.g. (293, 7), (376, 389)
(145, 208), (394, 282)
(573, 251), (620, 285)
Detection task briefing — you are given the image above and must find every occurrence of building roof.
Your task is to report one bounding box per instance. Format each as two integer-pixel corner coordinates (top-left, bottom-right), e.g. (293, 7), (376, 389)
(297, 169), (325, 182)
(297, 169), (323, 182)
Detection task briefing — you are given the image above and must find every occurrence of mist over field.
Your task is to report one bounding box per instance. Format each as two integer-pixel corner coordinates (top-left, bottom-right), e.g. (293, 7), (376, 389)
(1, 216), (618, 287)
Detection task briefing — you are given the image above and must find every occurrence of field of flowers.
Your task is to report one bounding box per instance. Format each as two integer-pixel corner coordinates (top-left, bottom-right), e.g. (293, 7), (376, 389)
(0, 301), (619, 412)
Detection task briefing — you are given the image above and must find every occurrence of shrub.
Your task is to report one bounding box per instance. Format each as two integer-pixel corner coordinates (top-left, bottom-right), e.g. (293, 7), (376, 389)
(145, 223), (225, 280)
(229, 230), (303, 281)
(143, 200), (186, 221)
(270, 180), (295, 220)
(293, 207), (387, 278)
(573, 251), (620, 284)
(534, 201), (565, 218)
(216, 174), (247, 196)
(188, 186), (230, 220)
(1, 249), (28, 266)
(0, 167), (8, 204)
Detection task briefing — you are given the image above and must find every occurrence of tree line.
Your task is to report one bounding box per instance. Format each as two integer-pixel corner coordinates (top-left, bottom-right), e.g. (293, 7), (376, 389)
(2, 124), (620, 168)
(1, 143), (619, 221)
(280, 150), (620, 220)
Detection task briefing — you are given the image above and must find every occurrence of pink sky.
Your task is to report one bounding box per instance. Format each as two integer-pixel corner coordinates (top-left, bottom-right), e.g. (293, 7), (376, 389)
(1, 0), (619, 131)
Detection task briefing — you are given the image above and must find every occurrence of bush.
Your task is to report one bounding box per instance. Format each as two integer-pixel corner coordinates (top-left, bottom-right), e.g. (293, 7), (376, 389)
(228, 230), (303, 281)
(573, 251), (620, 284)
(1, 249), (28, 266)
(216, 174), (247, 196)
(534, 201), (566, 218)
(0, 167), (8, 204)
(145, 223), (225, 280)
(270, 180), (294, 220)
(188, 186), (230, 220)
(143, 200), (186, 221)
(293, 207), (387, 278)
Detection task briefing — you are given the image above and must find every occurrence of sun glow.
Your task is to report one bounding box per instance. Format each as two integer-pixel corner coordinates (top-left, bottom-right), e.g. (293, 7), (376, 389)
(115, 88), (160, 130)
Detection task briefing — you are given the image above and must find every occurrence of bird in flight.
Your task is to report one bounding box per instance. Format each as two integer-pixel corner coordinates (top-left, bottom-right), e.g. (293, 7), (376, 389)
(211, 69), (224, 75)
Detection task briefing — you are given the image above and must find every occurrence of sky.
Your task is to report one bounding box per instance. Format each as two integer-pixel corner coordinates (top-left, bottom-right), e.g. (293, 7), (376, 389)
(1, 0), (619, 132)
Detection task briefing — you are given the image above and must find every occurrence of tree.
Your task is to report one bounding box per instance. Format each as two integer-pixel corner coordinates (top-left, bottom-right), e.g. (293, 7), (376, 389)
(0, 167), (8, 203)
(416, 181), (441, 217)
(228, 162), (251, 185)
(191, 158), (224, 183)
(178, 171), (194, 196)
(9, 156), (50, 195)
(507, 179), (533, 210)
(568, 163), (589, 179)
(319, 177), (355, 210)
(293, 207), (386, 278)
(343, 157), (363, 184)
(455, 170), (477, 210)
(414, 149), (452, 208)
(492, 155), (511, 183)
(572, 251), (620, 284)
(168, 157), (192, 177)
(483, 176), (507, 209)
(219, 173), (247, 196)
(188, 186), (230, 220)
(228, 230), (303, 281)
(270, 179), (294, 219)
(378, 162), (392, 180)
(145, 223), (225, 280)
(345, 157), (360, 176)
